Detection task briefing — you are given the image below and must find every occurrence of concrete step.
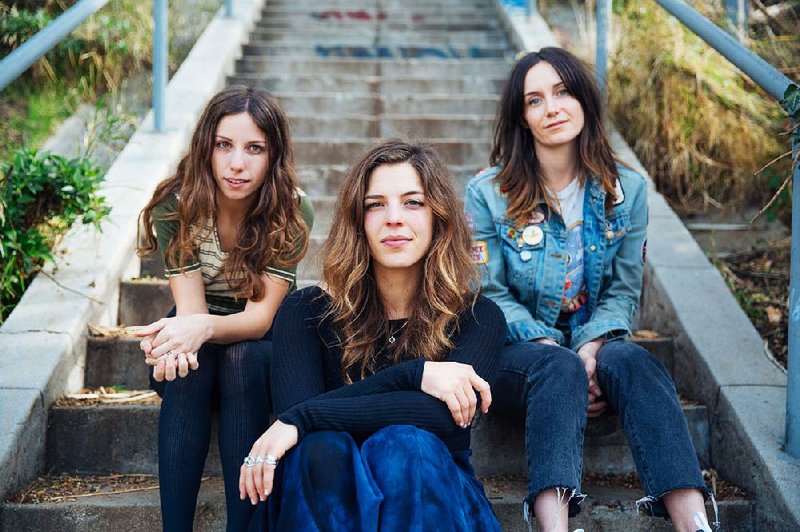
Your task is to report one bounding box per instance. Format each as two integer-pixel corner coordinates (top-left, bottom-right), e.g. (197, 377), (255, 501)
(0, 476), (753, 532)
(255, 19), (501, 32)
(248, 29), (509, 45)
(235, 57), (512, 77)
(262, 6), (497, 17)
(0, 478), (226, 532)
(78, 333), (676, 473)
(486, 477), (755, 532)
(286, 114), (494, 140)
(45, 403), (223, 476)
(228, 73), (505, 95)
(296, 163), (481, 196)
(258, 12), (500, 24)
(471, 402), (710, 478)
(266, 0), (493, 6)
(290, 137), (491, 167)
(268, 92), (499, 117)
(240, 43), (511, 60)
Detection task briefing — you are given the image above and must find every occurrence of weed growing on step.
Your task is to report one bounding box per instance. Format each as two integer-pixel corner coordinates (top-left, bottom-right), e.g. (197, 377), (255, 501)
(0, 149), (110, 321)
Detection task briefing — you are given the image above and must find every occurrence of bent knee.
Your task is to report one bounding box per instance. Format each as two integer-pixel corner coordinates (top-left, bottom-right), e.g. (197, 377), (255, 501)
(362, 426), (446, 461)
(296, 431), (355, 469)
(534, 346), (587, 387)
(598, 341), (669, 381)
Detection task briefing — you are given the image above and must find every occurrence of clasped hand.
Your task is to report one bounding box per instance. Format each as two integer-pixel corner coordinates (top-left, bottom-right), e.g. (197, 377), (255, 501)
(421, 361), (492, 428)
(136, 315), (209, 381)
(576, 339), (607, 417)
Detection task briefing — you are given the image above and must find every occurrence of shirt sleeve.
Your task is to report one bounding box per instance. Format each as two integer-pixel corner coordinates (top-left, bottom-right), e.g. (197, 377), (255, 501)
(464, 181), (565, 345)
(264, 192), (315, 284)
(274, 294), (507, 440)
(151, 195), (200, 276)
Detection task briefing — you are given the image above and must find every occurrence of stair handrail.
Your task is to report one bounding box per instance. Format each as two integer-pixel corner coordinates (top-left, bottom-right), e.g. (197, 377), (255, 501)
(0, 0), (235, 133)
(593, 0), (800, 457)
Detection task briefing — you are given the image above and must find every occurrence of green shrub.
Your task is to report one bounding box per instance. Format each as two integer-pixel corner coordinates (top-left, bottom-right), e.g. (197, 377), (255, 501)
(0, 149), (110, 321)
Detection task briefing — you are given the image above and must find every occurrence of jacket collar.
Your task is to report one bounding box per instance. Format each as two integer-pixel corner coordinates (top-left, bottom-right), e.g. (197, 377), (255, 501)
(587, 177), (607, 222)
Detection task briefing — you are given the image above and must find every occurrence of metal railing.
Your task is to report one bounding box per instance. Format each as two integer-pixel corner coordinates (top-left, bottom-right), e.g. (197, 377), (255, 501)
(0, 0), (235, 133)
(593, 0), (800, 457)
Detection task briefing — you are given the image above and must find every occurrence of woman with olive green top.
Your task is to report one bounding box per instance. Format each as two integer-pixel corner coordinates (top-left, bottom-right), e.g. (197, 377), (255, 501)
(136, 85), (312, 532)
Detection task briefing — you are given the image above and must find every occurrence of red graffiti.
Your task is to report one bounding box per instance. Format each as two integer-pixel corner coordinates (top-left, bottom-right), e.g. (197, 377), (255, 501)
(312, 10), (388, 21)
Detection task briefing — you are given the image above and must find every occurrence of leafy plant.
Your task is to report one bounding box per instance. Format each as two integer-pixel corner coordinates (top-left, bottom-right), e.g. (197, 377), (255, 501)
(0, 149), (110, 320)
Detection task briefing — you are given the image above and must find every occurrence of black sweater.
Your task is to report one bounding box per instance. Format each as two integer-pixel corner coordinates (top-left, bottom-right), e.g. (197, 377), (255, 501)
(271, 286), (506, 452)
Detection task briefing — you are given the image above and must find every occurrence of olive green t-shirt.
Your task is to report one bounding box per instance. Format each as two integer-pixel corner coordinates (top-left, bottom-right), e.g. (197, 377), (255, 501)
(152, 190), (314, 315)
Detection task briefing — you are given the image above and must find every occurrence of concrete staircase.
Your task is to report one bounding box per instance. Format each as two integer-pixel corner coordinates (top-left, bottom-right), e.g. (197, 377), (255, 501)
(0, 0), (755, 530)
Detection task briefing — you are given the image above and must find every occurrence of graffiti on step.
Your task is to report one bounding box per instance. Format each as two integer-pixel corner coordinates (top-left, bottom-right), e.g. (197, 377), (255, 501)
(313, 45), (506, 59)
(310, 10), (388, 21)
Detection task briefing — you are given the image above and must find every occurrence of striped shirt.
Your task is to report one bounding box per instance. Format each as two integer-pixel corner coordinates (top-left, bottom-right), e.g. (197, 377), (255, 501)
(153, 190), (314, 315)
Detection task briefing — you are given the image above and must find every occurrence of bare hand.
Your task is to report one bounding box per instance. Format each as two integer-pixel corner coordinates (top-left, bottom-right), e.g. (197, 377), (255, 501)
(534, 337), (559, 346)
(421, 361), (492, 428)
(577, 339), (606, 417)
(139, 331), (199, 382)
(239, 421), (299, 505)
(136, 315), (210, 358)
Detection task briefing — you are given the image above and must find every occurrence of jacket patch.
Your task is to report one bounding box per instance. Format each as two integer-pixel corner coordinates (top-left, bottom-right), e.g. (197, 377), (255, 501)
(471, 241), (489, 264)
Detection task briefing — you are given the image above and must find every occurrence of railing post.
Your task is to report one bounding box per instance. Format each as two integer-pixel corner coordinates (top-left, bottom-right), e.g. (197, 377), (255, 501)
(527, 0), (538, 18)
(0, 0), (111, 93)
(153, 0), (168, 132)
(595, 0), (612, 97)
(724, 0), (748, 40)
(786, 117), (800, 457)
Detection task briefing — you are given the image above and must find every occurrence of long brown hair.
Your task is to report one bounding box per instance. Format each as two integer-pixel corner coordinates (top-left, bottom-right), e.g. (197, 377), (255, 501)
(138, 85), (309, 301)
(322, 140), (477, 383)
(492, 47), (619, 225)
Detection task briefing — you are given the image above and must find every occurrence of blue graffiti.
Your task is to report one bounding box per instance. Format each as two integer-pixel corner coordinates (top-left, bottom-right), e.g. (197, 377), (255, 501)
(313, 45), (508, 59)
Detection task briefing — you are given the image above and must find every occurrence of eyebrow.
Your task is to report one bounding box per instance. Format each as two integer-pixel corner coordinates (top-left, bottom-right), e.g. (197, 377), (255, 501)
(364, 190), (425, 200)
(524, 81), (566, 97)
(215, 134), (266, 144)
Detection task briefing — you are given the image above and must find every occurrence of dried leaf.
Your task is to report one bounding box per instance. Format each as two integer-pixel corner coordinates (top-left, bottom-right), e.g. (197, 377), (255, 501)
(765, 305), (782, 325)
(632, 329), (661, 339)
(88, 323), (144, 338)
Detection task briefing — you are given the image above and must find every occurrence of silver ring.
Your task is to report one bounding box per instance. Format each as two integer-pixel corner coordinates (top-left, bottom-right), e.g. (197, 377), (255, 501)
(264, 454), (279, 466)
(243, 455), (256, 468)
(254, 456), (265, 464)
(166, 350), (174, 357)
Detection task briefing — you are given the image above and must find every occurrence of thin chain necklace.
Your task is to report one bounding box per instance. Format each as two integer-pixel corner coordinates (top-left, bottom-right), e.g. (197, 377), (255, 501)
(387, 320), (408, 344)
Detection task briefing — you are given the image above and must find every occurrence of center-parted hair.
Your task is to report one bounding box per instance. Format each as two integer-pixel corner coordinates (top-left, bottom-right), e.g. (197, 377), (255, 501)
(491, 47), (619, 225)
(138, 85), (309, 301)
(322, 139), (477, 383)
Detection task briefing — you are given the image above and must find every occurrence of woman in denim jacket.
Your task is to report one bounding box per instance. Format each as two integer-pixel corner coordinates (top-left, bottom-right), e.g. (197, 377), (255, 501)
(464, 48), (714, 532)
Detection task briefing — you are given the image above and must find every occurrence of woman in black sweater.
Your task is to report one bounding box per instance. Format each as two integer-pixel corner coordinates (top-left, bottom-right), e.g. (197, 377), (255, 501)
(240, 140), (506, 531)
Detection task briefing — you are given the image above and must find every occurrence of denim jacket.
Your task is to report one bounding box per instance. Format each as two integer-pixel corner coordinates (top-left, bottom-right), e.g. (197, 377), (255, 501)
(464, 164), (648, 350)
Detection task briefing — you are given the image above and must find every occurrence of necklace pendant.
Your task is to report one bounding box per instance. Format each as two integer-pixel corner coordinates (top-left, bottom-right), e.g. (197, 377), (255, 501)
(388, 335), (396, 344)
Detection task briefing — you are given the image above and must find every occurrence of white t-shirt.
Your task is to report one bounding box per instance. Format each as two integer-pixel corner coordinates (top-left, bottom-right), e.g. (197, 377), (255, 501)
(550, 179), (587, 313)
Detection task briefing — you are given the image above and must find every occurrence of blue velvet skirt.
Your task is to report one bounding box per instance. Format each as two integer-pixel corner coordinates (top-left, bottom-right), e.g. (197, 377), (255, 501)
(248, 425), (500, 531)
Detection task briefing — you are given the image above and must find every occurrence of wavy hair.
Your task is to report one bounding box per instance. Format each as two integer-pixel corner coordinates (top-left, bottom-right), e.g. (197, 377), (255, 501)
(322, 140), (477, 383)
(492, 47), (619, 225)
(138, 85), (309, 301)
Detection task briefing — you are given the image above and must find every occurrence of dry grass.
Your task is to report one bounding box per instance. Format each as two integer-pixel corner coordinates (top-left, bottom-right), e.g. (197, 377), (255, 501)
(606, 0), (790, 214)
